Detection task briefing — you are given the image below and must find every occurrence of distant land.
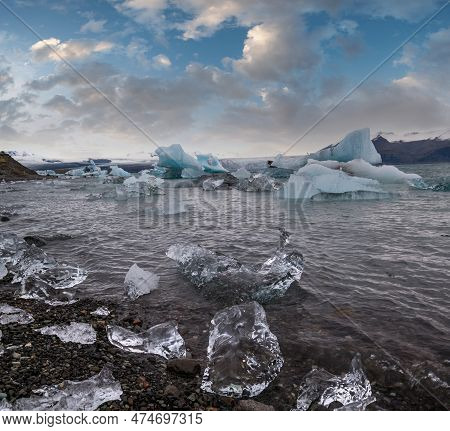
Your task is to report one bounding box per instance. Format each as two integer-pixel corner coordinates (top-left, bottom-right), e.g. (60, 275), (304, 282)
(0, 151), (40, 181)
(373, 136), (450, 164)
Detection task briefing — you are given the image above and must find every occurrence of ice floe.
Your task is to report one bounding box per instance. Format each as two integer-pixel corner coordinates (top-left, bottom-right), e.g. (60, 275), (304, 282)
(167, 228), (303, 304)
(279, 163), (387, 200)
(236, 173), (280, 192)
(201, 301), (283, 398)
(106, 322), (186, 359)
(36, 322), (96, 345)
(231, 167), (252, 180)
(5, 367), (122, 411)
(294, 354), (375, 411)
(0, 304), (34, 325)
(122, 173), (165, 196)
(124, 263), (159, 300)
(108, 165), (131, 178)
(202, 178), (224, 191)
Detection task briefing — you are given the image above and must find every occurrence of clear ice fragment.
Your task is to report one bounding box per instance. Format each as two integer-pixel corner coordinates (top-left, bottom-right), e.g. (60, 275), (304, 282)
(36, 322), (96, 345)
(201, 301), (284, 398)
(124, 263), (159, 300)
(0, 304), (34, 325)
(91, 306), (110, 316)
(106, 322), (186, 359)
(202, 178), (224, 191)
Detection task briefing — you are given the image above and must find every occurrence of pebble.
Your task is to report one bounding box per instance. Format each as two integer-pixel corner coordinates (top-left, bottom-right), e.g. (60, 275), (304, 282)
(167, 358), (201, 376)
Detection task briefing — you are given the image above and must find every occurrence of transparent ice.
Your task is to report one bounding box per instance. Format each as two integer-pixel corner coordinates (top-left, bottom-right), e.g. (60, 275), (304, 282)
(231, 167), (251, 180)
(124, 263), (159, 300)
(0, 304), (34, 325)
(91, 306), (110, 316)
(201, 301), (284, 398)
(167, 228), (304, 304)
(106, 322), (186, 359)
(36, 322), (96, 345)
(294, 354), (376, 411)
(236, 173), (280, 192)
(202, 178), (224, 191)
(10, 367), (122, 411)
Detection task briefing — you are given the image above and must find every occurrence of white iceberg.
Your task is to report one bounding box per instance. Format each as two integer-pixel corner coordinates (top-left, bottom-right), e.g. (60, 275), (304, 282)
(156, 144), (203, 171)
(196, 153), (228, 173)
(36, 322), (96, 345)
(231, 167), (252, 180)
(106, 322), (186, 359)
(279, 163), (387, 200)
(0, 304), (34, 325)
(201, 301), (284, 398)
(294, 354), (375, 411)
(36, 170), (57, 177)
(124, 263), (159, 300)
(202, 178), (224, 191)
(9, 367), (122, 411)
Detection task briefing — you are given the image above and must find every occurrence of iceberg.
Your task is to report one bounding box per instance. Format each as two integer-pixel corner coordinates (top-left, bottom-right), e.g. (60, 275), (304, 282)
(36, 322), (96, 345)
(36, 170), (57, 177)
(156, 144), (203, 171)
(231, 167), (251, 180)
(123, 173), (164, 196)
(66, 160), (102, 178)
(181, 167), (204, 179)
(201, 301), (284, 398)
(106, 322), (186, 359)
(0, 304), (34, 325)
(196, 153), (228, 174)
(236, 173), (280, 192)
(167, 228), (304, 304)
(108, 165), (131, 178)
(91, 306), (110, 316)
(9, 367), (122, 411)
(294, 354), (375, 411)
(202, 178), (224, 191)
(124, 263), (159, 300)
(279, 163), (387, 200)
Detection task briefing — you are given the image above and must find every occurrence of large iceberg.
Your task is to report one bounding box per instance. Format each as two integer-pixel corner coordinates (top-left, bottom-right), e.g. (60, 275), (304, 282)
(273, 128), (382, 170)
(36, 322), (96, 345)
(124, 263), (159, 300)
(279, 163), (387, 200)
(294, 354), (375, 411)
(167, 228), (304, 304)
(196, 153), (228, 173)
(6, 367), (122, 411)
(156, 144), (203, 172)
(106, 322), (186, 359)
(201, 301), (284, 398)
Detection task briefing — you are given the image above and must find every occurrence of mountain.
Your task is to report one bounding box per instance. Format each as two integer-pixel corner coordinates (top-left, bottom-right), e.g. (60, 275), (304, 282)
(373, 136), (450, 164)
(0, 151), (40, 181)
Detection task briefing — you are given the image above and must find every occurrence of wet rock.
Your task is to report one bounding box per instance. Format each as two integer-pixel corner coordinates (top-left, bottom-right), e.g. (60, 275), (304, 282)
(167, 358), (201, 376)
(163, 384), (180, 398)
(0, 216), (10, 222)
(236, 400), (274, 411)
(23, 236), (47, 247)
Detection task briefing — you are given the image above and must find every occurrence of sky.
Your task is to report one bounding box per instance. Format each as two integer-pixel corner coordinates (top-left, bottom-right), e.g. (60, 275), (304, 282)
(0, 0), (449, 161)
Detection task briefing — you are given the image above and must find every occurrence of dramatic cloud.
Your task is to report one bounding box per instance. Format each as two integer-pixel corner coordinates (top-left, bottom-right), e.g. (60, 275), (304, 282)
(31, 38), (114, 62)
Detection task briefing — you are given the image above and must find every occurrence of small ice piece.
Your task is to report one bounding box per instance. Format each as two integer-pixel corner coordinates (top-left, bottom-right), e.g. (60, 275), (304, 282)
(106, 322), (186, 359)
(0, 304), (34, 325)
(294, 354), (375, 411)
(196, 153), (228, 173)
(124, 263), (159, 300)
(12, 367), (122, 411)
(0, 399), (12, 411)
(201, 301), (284, 398)
(109, 165), (131, 178)
(202, 178), (224, 191)
(236, 173), (280, 192)
(123, 173), (165, 196)
(231, 167), (252, 180)
(0, 260), (7, 280)
(36, 170), (57, 177)
(156, 144), (203, 171)
(36, 322), (96, 345)
(0, 329), (4, 356)
(167, 228), (303, 304)
(91, 306), (110, 316)
(279, 163), (386, 200)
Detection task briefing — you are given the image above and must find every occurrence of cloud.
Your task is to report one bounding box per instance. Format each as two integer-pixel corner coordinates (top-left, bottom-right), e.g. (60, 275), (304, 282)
(31, 38), (114, 62)
(152, 53), (171, 69)
(0, 65), (14, 95)
(80, 19), (107, 33)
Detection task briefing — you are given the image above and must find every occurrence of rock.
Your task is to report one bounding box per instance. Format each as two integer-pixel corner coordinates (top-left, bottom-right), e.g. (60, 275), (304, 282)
(12, 352), (21, 360)
(0, 152), (40, 182)
(137, 376), (150, 390)
(24, 342), (32, 348)
(167, 358), (201, 376)
(23, 236), (47, 247)
(236, 400), (275, 411)
(163, 384), (180, 398)
(0, 216), (10, 222)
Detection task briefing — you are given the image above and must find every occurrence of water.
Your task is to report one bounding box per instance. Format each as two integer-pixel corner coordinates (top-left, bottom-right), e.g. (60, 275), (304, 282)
(1, 163), (449, 410)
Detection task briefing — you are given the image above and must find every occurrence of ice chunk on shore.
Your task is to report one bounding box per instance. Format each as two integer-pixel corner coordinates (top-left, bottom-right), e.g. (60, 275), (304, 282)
(236, 173), (280, 192)
(0, 304), (34, 325)
(279, 163), (386, 200)
(124, 263), (159, 300)
(202, 178), (224, 191)
(232, 167), (251, 180)
(294, 354), (375, 411)
(106, 322), (186, 359)
(11, 367), (122, 411)
(167, 228), (304, 304)
(0, 261), (7, 280)
(196, 153), (228, 173)
(36, 322), (96, 344)
(201, 301), (283, 398)
(91, 306), (110, 316)
(156, 144), (203, 171)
